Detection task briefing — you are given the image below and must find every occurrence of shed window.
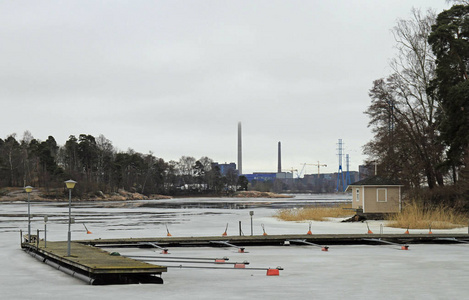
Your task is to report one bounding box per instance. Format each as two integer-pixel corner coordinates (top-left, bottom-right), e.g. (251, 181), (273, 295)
(377, 188), (387, 202)
(356, 188), (360, 201)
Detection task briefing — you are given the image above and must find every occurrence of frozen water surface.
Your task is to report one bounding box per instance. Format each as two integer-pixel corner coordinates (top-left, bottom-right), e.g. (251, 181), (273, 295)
(1, 194), (468, 299)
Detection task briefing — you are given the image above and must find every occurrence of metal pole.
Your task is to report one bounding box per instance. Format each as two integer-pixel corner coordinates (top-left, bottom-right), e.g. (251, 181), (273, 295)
(250, 211), (254, 236)
(44, 216), (48, 248)
(239, 221), (242, 236)
(27, 192), (31, 241)
(67, 188), (71, 256)
(44, 223), (47, 248)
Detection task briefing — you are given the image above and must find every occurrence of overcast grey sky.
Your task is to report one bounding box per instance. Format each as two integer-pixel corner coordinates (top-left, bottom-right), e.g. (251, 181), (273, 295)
(1, 0), (449, 175)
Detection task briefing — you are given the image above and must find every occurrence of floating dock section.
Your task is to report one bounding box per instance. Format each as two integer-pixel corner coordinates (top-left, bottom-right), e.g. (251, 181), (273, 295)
(77, 233), (469, 248)
(22, 241), (166, 285)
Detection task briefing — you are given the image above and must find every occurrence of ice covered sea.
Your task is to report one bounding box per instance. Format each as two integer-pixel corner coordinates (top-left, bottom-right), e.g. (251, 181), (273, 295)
(1, 194), (469, 300)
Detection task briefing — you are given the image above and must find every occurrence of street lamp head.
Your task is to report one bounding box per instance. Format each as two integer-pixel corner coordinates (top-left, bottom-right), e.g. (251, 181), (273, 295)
(25, 186), (33, 193)
(65, 179), (77, 189)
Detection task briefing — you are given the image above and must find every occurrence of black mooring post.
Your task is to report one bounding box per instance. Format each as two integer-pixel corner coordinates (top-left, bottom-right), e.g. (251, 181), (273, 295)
(239, 221), (242, 236)
(36, 229), (39, 249)
(20, 229), (22, 247)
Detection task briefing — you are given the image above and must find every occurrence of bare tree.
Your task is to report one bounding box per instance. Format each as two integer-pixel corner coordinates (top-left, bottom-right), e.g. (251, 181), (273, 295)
(365, 8), (445, 188)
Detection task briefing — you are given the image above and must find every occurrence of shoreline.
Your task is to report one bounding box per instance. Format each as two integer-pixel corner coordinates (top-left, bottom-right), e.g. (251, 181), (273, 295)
(0, 189), (293, 203)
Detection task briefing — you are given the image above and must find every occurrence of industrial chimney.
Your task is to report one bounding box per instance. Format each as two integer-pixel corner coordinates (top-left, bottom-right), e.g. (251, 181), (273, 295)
(278, 141), (282, 173)
(238, 122), (242, 175)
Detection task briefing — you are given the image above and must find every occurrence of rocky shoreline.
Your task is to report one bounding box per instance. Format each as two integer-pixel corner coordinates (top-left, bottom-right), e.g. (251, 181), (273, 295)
(0, 188), (292, 202)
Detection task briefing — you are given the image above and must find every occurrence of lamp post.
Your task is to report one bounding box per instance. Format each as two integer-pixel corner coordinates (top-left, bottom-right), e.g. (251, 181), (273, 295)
(65, 180), (77, 256)
(25, 186), (33, 241)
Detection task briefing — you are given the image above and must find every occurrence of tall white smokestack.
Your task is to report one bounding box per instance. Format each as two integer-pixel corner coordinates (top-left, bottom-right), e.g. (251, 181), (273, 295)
(238, 122), (242, 175)
(278, 141), (282, 173)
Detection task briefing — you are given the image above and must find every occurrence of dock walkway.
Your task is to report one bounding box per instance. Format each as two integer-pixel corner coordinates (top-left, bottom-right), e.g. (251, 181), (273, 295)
(77, 233), (469, 248)
(22, 233), (469, 285)
(22, 241), (166, 285)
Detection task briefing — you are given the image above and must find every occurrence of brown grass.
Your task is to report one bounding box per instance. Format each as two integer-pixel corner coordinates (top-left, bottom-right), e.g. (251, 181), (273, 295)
(274, 203), (353, 222)
(387, 202), (467, 229)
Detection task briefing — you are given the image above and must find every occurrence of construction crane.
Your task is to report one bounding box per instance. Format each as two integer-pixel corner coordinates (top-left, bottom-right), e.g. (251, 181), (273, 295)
(299, 162), (327, 178)
(311, 161), (327, 178)
(297, 163), (308, 178)
(299, 163), (315, 178)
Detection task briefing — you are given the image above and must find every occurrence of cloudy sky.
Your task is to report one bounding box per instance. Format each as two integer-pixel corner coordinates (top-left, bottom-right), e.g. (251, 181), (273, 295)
(1, 0), (449, 175)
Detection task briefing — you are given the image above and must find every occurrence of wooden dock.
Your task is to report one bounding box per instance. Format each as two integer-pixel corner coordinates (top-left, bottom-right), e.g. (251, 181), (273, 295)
(22, 241), (166, 285)
(22, 233), (469, 285)
(77, 233), (469, 248)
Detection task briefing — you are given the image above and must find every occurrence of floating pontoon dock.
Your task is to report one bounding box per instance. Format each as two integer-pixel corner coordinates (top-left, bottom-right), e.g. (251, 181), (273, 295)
(21, 240), (166, 285)
(22, 233), (469, 285)
(77, 233), (469, 248)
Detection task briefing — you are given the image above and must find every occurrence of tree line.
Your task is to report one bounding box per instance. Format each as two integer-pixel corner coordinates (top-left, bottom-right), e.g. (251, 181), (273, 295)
(364, 2), (469, 207)
(0, 132), (246, 197)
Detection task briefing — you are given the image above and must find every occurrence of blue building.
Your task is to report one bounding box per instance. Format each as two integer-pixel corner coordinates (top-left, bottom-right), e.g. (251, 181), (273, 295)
(244, 173), (278, 182)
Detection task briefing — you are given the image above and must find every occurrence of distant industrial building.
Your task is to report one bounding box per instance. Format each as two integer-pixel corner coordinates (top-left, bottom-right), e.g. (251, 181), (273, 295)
(244, 173), (277, 182)
(211, 162), (237, 176)
(304, 172), (359, 184)
(234, 122), (366, 192)
(244, 172), (294, 182)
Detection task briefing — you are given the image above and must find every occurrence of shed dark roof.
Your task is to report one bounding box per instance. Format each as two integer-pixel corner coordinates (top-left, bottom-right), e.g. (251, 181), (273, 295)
(348, 175), (402, 186)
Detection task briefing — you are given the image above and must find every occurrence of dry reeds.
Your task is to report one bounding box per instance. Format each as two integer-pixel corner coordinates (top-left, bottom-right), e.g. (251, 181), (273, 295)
(274, 203), (353, 222)
(387, 202), (467, 229)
